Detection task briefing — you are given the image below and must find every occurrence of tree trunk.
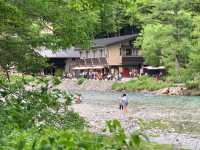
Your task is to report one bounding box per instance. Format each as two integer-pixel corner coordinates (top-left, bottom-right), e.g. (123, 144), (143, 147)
(5, 69), (10, 82)
(175, 55), (180, 73)
(1, 65), (10, 82)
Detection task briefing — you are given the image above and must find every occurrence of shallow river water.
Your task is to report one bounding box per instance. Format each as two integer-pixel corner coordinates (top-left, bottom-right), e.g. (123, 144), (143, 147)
(70, 90), (200, 150)
(73, 90), (200, 109)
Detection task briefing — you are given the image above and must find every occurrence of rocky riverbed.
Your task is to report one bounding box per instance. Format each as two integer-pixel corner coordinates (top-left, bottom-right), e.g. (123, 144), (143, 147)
(59, 79), (200, 149)
(71, 102), (200, 150)
(59, 79), (199, 96)
(59, 79), (114, 91)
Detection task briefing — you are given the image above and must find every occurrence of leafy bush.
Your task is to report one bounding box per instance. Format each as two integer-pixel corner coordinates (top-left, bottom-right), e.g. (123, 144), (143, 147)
(112, 75), (172, 91)
(77, 77), (86, 85)
(186, 80), (199, 89)
(0, 76), (85, 134)
(0, 120), (172, 150)
(55, 68), (63, 77)
(184, 73), (200, 90)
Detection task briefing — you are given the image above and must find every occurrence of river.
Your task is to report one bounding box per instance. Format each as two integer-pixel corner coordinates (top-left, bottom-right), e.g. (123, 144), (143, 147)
(70, 90), (200, 150)
(75, 90), (200, 107)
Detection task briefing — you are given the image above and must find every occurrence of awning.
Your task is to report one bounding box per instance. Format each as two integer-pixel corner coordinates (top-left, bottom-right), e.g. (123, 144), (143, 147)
(143, 66), (165, 70)
(72, 66), (104, 70)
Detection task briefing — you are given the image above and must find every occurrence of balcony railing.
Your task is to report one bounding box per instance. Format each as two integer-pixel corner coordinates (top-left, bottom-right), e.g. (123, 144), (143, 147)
(70, 58), (107, 68)
(122, 56), (144, 66)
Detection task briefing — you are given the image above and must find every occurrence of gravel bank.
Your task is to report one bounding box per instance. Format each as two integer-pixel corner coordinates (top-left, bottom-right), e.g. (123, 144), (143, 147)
(71, 102), (200, 150)
(59, 79), (114, 91)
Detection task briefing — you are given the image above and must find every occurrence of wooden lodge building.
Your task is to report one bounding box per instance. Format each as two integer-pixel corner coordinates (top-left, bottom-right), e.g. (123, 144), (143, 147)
(38, 47), (80, 75)
(73, 34), (144, 77)
(37, 34), (144, 77)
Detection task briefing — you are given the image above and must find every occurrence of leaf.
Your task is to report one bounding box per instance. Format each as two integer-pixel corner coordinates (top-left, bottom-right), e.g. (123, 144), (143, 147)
(17, 140), (26, 150)
(131, 134), (141, 147)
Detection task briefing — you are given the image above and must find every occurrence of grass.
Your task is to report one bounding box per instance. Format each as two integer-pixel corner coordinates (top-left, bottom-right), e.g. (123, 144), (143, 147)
(77, 77), (87, 85)
(138, 119), (169, 131)
(112, 75), (173, 91)
(138, 118), (200, 135)
(141, 141), (173, 150)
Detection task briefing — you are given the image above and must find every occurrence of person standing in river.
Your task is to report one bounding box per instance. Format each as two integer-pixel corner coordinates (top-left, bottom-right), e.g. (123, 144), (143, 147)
(119, 95), (123, 111)
(122, 93), (128, 113)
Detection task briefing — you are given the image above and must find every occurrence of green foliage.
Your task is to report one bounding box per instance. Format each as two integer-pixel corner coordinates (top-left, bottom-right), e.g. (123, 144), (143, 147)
(186, 80), (199, 90)
(138, 119), (169, 132)
(136, 0), (195, 77)
(134, 0), (200, 84)
(52, 76), (62, 85)
(54, 68), (63, 77)
(112, 75), (172, 91)
(98, 0), (139, 36)
(0, 119), (172, 150)
(0, 76), (85, 134)
(77, 77), (86, 85)
(62, 111), (86, 130)
(0, 0), (100, 79)
(185, 74), (200, 89)
(137, 24), (173, 67)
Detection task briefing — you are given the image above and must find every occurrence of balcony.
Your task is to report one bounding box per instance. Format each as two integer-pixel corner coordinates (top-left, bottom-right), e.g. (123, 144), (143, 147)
(122, 55), (144, 66)
(70, 58), (107, 68)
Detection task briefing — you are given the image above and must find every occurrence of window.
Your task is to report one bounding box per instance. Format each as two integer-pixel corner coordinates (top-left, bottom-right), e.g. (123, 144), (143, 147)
(125, 48), (132, 56)
(132, 49), (139, 56)
(93, 50), (96, 58)
(107, 49), (109, 57)
(80, 51), (82, 58)
(100, 48), (105, 57)
(86, 51), (89, 59)
(100, 49), (103, 57)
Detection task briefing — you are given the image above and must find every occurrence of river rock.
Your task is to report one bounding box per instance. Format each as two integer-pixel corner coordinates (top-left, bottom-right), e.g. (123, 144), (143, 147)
(155, 87), (187, 96)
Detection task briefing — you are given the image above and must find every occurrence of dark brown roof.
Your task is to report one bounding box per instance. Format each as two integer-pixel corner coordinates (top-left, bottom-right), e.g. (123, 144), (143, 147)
(91, 34), (137, 48)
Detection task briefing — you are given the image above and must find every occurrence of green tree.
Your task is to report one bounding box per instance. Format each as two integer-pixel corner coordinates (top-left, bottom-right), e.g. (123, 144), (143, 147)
(98, 0), (141, 37)
(137, 0), (193, 75)
(0, 0), (99, 80)
(187, 16), (200, 78)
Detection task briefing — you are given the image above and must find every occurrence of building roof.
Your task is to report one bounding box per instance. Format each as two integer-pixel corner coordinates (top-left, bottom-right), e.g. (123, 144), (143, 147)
(91, 34), (137, 48)
(37, 47), (80, 58)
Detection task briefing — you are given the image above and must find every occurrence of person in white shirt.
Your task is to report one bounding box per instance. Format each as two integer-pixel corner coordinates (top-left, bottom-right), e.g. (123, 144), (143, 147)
(122, 93), (128, 113)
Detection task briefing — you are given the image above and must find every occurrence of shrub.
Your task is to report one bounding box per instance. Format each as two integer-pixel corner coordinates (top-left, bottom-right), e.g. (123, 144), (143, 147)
(0, 120), (172, 150)
(55, 68), (63, 77)
(112, 75), (172, 91)
(0, 76), (85, 134)
(77, 77), (86, 85)
(185, 73), (200, 90)
(186, 80), (199, 89)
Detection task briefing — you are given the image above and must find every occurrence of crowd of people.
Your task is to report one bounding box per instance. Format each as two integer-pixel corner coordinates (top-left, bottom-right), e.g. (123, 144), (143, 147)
(63, 67), (164, 81)
(128, 68), (141, 78)
(64, 71), (123, 81)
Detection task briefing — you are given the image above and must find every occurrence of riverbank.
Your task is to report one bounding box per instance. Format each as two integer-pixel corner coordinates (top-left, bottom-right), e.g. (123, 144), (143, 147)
(71, 101), (200, 150)
(59, 79), (114, 91)
(59, 78), (200, 96)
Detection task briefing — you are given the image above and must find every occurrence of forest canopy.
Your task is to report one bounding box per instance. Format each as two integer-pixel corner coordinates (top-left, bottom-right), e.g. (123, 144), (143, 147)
(0, 0), (200, 82)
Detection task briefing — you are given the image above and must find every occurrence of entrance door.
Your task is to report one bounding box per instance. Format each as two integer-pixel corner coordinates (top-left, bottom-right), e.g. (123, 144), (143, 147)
(123, 68), (129, 77)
